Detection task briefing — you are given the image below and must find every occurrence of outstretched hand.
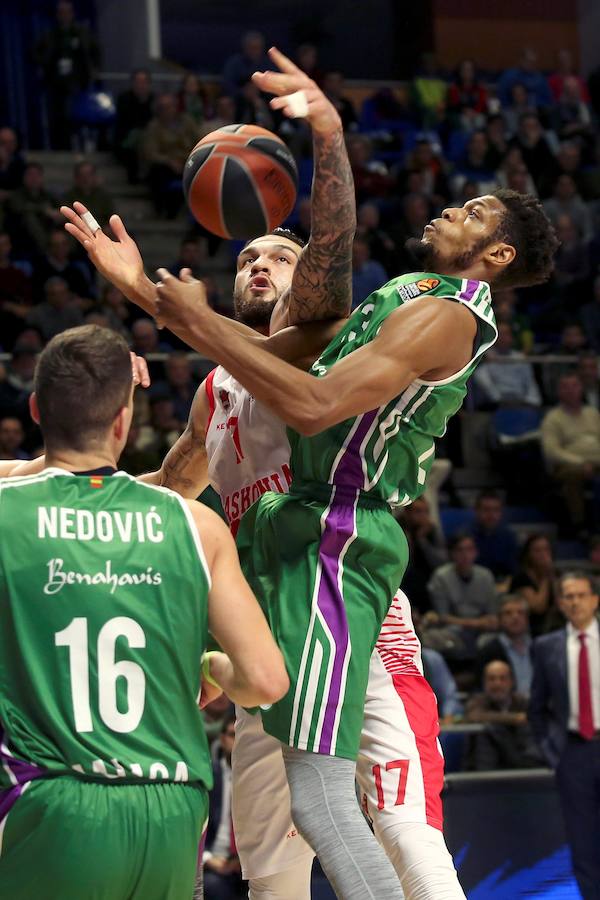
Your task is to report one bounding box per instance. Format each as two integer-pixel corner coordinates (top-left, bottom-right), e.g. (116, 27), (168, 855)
(155, 268), (209, 346)
(252, 46), (341, 135)
(61, 202), (146, 296)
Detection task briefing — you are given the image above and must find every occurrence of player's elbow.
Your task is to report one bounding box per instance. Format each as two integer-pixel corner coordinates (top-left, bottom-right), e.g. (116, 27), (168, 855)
(291, 393), (336, 437)
(250, 654), (289, 705)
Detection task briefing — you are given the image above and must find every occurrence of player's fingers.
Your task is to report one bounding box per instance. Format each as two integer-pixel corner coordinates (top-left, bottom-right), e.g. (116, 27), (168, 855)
(61, 203), (95, 239)
(179, 267), (197, 283)
(156, 268), (173, 284)
(252, 70), (301, 96)
(109, 214), (130, 243)
(268, 46), (302, 76)
(64, 221), (93, 248)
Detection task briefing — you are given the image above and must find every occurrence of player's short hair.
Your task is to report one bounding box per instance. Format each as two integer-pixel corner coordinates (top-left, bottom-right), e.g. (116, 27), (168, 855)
(243, 227), (306, 250)
(490, 188), (559, 289)
(34, 325), (132, 453)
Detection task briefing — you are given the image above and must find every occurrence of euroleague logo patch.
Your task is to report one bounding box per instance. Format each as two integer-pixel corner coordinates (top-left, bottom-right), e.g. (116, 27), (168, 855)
(397, 277), (440, 302)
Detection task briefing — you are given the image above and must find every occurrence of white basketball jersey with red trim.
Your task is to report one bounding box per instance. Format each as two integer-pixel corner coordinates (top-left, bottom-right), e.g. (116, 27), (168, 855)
(204, 366), (292, 533)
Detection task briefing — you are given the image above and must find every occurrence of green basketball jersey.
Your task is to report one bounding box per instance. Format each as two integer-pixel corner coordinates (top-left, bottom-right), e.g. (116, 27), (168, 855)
(0, 468), (213, 791)
(290, 273), (497, 504)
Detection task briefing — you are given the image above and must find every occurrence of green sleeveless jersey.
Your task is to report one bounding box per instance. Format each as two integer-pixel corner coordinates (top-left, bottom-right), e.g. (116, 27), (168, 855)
(290, 273), (496, 505)
(0, 468), (213, 791)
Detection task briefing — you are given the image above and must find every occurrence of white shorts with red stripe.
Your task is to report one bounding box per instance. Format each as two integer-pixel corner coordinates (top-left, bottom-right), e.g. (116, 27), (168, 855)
(232, 591), (445, 879)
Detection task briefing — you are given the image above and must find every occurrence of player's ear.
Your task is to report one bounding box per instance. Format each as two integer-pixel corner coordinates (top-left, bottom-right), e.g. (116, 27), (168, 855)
(113, 406), (129, 442)
(486, 241), (516, 270)
(29, 392), (40, 425)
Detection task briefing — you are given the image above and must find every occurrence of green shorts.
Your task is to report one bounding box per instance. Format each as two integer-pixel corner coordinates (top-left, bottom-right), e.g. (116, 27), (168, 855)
(0, 777), (208, 900)
(237, 485), (408, 761)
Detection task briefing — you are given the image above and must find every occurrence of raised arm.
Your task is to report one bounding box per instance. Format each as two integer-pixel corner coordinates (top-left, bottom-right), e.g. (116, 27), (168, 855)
(254, 48), (355, 329)
(155, 275), (477, 436)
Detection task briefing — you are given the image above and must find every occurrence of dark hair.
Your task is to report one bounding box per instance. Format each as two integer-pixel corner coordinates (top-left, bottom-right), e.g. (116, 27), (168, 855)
(490, 188), (559, 289)
(243, 227), (306, 250)
(220, 710), (236, 735)
(475, 489), (503, 506)
(449, 531), (475, 552)
(34, 325), (132, 453)
(498, 593), (529, 614)
(518, 532), (553, 566)
(557, 570), (597, 596)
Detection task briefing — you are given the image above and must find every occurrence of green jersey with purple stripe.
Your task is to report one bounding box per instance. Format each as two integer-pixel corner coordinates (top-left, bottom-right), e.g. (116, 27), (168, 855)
(290, 272), (497, 505)
(0, 468), (213, 806)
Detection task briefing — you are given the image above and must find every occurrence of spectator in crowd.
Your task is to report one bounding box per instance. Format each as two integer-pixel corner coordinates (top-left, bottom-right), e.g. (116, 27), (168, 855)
(114, 69), (155, 183)
(117, 423), (162, 477)
(577, 352), (600, 410)
(552, 76), (593, 146)
(178, 72), (207, 126)
(34, 0), (100, 149)
(95, 283), (130, 336)
(473, 322), (542, 409)
(400, 496), (448, 614)
(509, 114), (556, 191)
(501, 83), (536, 138)
(484, 115), (509, 168)
(511, 534), (559, 637)
(0, 127), (26, 199)
(539, 140), (585, 199)
(26, 276), (83, 341)
(235, 79), (275, 131)
(7, 163), (62, 257)
(493, 289), (534, 354)
(453, 130), (497, 192)
(0, 231), (32, 349)
(356, 202), (397, 275)
(542, 322), (589, 403)
(0, 416), (29, 460)
(200, 692), (234, 747)
(529, 571), (600, 900)
(351, 235), (387, 308)
(151, 352), (197, 425)
(131, 317), (171, 357)
(392, 192), (432, 267)
(149, 395), (181, 452)
(198, 95), (236, 139)
(497, 48), (552, 110)
(0, 338), (38, 421)
(500, 159), (538, 198)
(466, 660), (542, 770)
(549, 49), (590, 104)
(141, 93), (200, 218)
(62, 160), (115, 230)
(476, 594), (533, 696)
(543, 174), (593, 242)
(222, 30), (270, 99)
(322, 71), (358, 132)
(168, 235), (209, 280)
(33, 229), (94, 303)
(447, 59), (488, 131)
(424, 533), (498, 659)
(294, 43), (323, 86)
(542, 373), (600, 536)
(421, 647), (464, 722)
(411, 53), (447, 128)
(399, 138), (449, 204)
(580, 275), (600, 352)
(203, 713), (244, 900)
(469, 490), (518, 580)
(346, 134), (395, 205)
(552, 214), (591, 298)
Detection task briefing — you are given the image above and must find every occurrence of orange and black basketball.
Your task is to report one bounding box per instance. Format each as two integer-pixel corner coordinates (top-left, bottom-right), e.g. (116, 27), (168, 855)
(183, 124), (298, 239)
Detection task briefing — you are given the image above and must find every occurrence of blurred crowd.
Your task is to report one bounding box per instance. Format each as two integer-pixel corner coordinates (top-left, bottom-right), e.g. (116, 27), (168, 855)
(2, 7), (600, 889)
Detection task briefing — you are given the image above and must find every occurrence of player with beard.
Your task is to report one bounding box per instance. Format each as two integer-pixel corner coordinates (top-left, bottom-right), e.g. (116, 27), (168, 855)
(51, 51), (469, 900)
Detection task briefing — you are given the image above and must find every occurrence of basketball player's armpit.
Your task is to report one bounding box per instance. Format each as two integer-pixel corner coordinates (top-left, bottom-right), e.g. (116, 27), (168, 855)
(286, 128), (355, 324)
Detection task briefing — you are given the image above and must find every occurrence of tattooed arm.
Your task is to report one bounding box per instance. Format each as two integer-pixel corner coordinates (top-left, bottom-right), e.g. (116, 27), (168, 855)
(139, 384), (210, 498)
(253, 48), (355, 331)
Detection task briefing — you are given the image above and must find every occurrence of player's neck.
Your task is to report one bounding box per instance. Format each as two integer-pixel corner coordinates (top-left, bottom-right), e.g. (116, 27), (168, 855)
(45, 447), (118, 474)
(451, 263), (491, 284)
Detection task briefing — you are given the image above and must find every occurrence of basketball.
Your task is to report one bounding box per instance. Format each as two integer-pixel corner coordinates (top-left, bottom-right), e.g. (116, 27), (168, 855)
(183, 124), (298, 240)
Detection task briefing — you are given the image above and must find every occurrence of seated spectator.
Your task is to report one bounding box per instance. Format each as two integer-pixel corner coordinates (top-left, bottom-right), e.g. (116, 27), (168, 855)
(552, 76), (593, 145)
(501, 83), (536, 138)
(294, 43), (323, 85)
(549, 49), (591, 104)
(391, 192), (432, 267)
(168, 235), (210, 280)
(356, 202), (397, 275)
(484, 115), (509, 168)
(62, 160), (115, 231)
(447, 59), (488, 131)
(493, 289), (534, 354)
(421, 646), (464, 722)
(0, 127), (26, 199)
(511, 533), (560, 636)
(149, 395), (181, 452)
(465, 660), (542, 770)
(7, 163), (62, 257)
(114, 69), (155, 183)
(235, 79), (275, 131)
(473, 322), (542, 408)
(454, 131), (497, 187)
(203, 713), (244, 900)
(543, 174), (593, 242)
(542, 322), (590, 402)
(424, 533), (498, 659)
(551, 217), (591, 311)
(178, 72), (207, 126)
(351, 236), (387, 308)
(150, 352), (197, 425)
(509, 114), (556, 191)
(411, 53), (447, 128)
(580, 275), (600, 351)
(497, 48), (552, 110)
(0, 416), (29, 460)
(26, 276), (84, 341)
(476, 594), (533, 696)
(131, 317), (172, 356)
(0, 231), (32, 349)
(470, 490), (518, 580)
(222, 30), (270, 99)
(95, 283), (130, 335)
(400, 496), (448, 614)
(141, 94), (200, 218)
(118, 423), (163, 478)
(577, 352), (600, 409)
(198, 95), (236, 139)
(541, 373), (600, 536)
(399, 138), (449, 204)
(0, 337), (38, 421)
(346, 135), (395, 205)
(538, 141), (587, 200)
(500, 160), (538, 197)
(33, 229), (95, 303)
(322, 71), (357, 131)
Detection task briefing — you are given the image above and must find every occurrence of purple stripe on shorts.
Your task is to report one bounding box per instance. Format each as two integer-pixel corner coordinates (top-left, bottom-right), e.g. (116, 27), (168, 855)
(332, 410), (378, 490)
(459, 279), (479, 303)
(0, 725), (45, 822)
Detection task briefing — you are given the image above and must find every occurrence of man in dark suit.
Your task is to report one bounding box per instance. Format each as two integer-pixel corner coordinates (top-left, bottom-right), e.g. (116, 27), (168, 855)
(529, 571), (600, 899)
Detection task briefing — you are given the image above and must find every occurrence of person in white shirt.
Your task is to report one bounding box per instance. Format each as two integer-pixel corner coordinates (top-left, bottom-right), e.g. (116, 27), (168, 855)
(529, 572), (600, 900)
